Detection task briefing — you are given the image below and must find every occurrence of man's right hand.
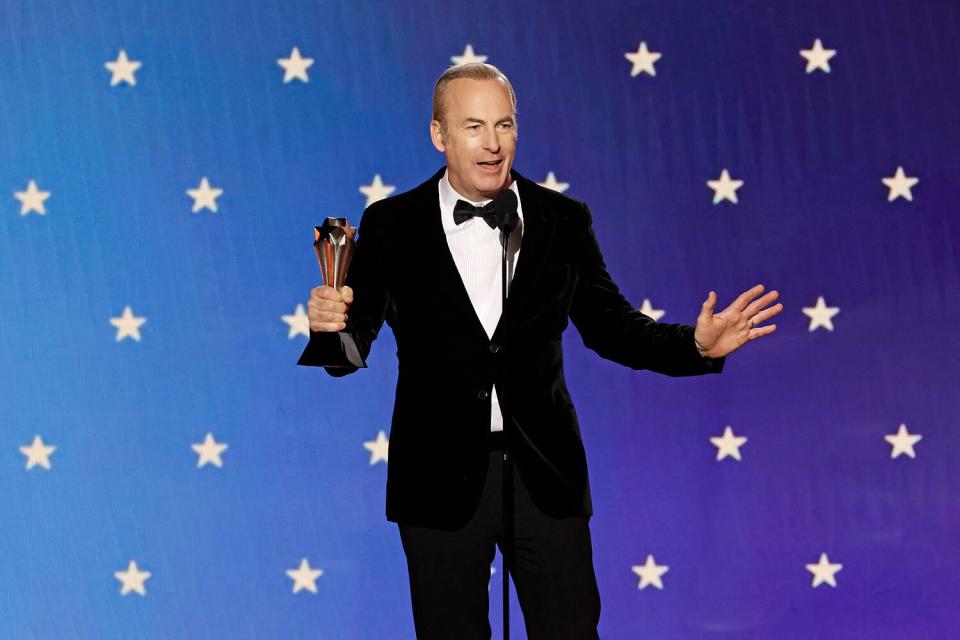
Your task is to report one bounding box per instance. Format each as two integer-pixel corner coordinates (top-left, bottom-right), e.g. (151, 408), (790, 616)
(307, 285), (353, 332)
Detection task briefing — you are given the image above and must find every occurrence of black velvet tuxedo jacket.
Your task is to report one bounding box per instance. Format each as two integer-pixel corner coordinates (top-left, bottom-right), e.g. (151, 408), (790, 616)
(298, 167), (725, 530)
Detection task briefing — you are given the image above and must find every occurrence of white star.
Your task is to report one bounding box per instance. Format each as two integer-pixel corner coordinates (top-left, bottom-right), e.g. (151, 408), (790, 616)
(489, 565), (496, 591)
(451, 44), (487, 66)
(191, 433), (228, 468)
(882, 166), (919, 202)
(706, 169), (744, 204)
(359, 174), (396, 207)
(287, 558), (323, 594)
(186, 177), (223, 213)
(884, 423), (922, 459)
(363, 430), (389, 465)
(802, 296), (840, 332)
(277, 47), (314, 83)
(624, 41), (662, 77)
(806, 553), (842, 588)
(710, 426), (748, 461)
(105, 49), (142, 86)
(14, 180), (51, 216)
(19, 435), (56, 470)
(799, 39), (837, 74)
(638, 298), (665, 321)
(282, 304), (310, 338)
(631, 555), (669, 590)
(115, 560), (151, 596)
(110, 306), (147, 342)
(538, 172), (569, 193)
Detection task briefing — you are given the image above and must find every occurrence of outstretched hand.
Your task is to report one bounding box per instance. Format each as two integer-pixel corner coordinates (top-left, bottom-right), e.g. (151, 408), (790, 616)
(693, 284), (782, 358)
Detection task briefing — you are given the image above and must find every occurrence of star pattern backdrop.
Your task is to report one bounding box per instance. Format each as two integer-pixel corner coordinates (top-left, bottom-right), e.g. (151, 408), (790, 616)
(1, 0), (958, 638)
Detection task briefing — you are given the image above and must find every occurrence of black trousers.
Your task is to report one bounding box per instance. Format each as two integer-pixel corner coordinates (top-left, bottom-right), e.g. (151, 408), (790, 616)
(397, 441), (601, 639)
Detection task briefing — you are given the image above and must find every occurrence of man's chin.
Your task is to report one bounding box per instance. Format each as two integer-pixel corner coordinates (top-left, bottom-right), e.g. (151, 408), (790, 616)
(472, 171), (511, 196)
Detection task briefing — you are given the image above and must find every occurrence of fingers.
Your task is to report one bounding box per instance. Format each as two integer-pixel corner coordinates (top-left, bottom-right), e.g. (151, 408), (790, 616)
(311, 285), (344, 302)
(697, 292), (717, 333)
(308, 307), (348, 331)
(310, 321), (347, 332)
(748, 301), (783, 326)
(712, 286), (765, 317)
(310, 285), (354, 304)
(701, 291), (717, 316)
(747, 324), (777, 339)
(308, 285), (350, 332)
(308, 297), (348, 314)
(731, 283), (765, 312)
(744, 290), (782, 318)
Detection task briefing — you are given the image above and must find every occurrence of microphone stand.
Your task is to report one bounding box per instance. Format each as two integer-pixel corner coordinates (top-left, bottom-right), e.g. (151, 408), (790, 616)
(487, 188), (519, 640)
(499, 223), (514, 640)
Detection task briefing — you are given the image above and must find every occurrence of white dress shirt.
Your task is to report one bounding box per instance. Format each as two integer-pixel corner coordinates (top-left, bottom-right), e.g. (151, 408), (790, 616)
(438, 170), (524, 432)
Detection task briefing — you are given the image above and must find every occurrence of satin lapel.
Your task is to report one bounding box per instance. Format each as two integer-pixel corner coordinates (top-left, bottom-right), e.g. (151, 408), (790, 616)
(491, 173), (554, 343)
(425, 170), (494, 346)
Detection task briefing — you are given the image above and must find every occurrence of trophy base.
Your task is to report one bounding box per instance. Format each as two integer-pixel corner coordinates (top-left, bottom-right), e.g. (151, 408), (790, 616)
(297, 332), (367, 369)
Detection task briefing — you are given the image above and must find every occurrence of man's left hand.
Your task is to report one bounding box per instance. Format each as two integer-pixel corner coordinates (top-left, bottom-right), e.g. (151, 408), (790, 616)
(693, 284), (783, 358)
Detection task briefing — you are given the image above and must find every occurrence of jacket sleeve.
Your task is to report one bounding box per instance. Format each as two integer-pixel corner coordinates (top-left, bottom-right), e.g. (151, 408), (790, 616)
(568, 202), (724, 377)
(297, 204), (392, 377)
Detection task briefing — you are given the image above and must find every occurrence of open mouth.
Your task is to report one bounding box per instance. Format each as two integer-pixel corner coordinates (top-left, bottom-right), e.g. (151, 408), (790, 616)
(477, 159), (503, 171)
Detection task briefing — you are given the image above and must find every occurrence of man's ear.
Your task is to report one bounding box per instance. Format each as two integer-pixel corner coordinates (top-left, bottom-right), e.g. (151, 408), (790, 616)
(430, 120), (446, 152)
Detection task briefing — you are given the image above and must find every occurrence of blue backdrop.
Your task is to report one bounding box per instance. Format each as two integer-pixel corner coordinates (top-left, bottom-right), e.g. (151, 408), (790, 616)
(2, 0), (958, 637)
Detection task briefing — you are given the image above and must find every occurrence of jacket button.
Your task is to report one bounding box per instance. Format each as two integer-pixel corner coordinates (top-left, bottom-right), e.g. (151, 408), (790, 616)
(478, 389), (490, 400)
(489, 343), (501, 353)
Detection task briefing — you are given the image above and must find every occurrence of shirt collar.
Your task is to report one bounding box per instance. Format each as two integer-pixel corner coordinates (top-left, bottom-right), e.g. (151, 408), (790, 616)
(439, 169), (523, 229)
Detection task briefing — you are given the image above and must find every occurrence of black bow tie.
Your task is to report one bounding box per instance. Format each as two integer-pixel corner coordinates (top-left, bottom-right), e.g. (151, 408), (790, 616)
(453, 199), (506, 229)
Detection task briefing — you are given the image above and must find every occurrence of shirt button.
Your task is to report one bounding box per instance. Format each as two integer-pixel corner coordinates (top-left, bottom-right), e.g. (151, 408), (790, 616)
(489, 343), (501, 353)
(478, 389), (490, 400)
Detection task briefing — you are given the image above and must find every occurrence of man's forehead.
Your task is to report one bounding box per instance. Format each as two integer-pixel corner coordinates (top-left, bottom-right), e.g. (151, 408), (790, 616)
(446, 81), (513, 121)
(447, 77), (512, 103)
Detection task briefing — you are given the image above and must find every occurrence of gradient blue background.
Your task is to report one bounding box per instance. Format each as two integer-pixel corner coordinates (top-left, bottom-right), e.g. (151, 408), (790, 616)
(1, 0), (958, 637)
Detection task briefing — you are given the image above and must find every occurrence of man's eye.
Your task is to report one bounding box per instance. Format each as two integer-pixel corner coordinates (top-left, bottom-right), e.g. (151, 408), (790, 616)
(498, 122), (513, 129)
(467, 124), (481, 130)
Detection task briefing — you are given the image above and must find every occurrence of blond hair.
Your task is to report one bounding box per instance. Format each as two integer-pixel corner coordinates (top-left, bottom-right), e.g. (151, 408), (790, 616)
(432, 62), (517, 131)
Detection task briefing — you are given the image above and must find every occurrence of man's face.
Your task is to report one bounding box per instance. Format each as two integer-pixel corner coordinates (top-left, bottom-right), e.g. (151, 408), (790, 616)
(430, 78), (517, 201)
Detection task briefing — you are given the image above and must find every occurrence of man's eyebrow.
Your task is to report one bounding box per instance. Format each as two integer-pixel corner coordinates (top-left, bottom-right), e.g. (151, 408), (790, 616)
(461, 116), (514, 125)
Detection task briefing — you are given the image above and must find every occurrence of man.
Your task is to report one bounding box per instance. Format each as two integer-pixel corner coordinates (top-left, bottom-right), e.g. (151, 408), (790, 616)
(299, 63), (782, 639)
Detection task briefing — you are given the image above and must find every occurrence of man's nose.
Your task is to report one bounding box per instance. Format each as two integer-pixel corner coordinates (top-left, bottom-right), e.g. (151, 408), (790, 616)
(482, 126), (500, 153)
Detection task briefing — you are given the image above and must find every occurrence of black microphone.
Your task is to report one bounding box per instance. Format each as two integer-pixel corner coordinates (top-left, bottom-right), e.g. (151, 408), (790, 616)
(492, 188), (519, 234)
